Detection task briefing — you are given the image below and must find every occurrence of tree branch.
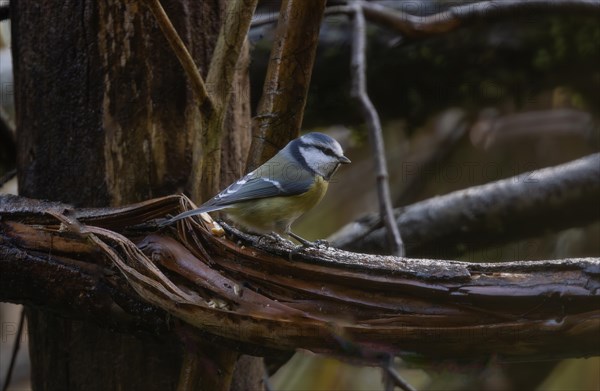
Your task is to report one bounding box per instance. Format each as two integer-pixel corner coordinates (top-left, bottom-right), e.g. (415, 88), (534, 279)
(350, 3), (404, 257)
(142, 0), (257, 203)
(331, 153), (600, 258)
(142, 0), (212, 111)
(1, 193), (599, 361)
(206, 0), (258, 110)
(253, 1), (600, 40)
(360, 0), (600, 39)
(247, 0), (328, 169)
(190, 0), (258, 202)
(384, 360), (417, 391)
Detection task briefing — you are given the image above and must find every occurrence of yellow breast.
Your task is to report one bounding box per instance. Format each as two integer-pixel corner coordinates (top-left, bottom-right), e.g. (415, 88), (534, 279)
(225, 176), (329, 233)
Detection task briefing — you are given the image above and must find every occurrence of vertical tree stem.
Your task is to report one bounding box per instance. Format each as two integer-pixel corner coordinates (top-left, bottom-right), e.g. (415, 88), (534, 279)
(247, 0), (328, 169)
(191, 0), (259, 202)
(206, 0), (258, 109)
(350, 3), (405, 257)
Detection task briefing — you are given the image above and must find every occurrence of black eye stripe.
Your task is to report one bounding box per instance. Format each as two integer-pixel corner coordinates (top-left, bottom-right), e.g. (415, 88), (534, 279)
(315, 145), (337, 157)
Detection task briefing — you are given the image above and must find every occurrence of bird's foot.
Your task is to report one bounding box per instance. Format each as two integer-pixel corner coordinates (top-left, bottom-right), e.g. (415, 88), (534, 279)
(219, 221), (260, 245)
(256, 232), (295, 246)
(312, 239), (330, 248)
(287, 231), (329, 248)
(290, 239), (328, 253)
(287, 234), (330, 260)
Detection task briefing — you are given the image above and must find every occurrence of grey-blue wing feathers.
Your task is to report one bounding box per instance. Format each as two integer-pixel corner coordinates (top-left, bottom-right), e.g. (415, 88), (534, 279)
(160, 168), (314, 226)
(210, 172), (312, 205)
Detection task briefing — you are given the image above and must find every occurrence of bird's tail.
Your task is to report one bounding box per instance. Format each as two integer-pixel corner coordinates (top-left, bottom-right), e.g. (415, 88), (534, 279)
(158, 204), (227, 227)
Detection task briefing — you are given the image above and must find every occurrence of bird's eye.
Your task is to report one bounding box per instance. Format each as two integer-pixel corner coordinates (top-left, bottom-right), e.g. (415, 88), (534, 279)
(321, 147), (337, 158)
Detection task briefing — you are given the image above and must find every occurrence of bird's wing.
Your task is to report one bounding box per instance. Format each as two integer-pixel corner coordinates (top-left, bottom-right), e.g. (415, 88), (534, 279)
(204, 170), (312, 208)
(160, 168), (313, 226)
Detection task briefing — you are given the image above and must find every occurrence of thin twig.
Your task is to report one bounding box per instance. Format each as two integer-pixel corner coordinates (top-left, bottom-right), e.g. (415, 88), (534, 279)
(383, 355), (395, 391)
(143, 0), (212, 111)
(384, 357), (418, 391)
(1, 308), (25, 391)
(350, 3), (404, 257)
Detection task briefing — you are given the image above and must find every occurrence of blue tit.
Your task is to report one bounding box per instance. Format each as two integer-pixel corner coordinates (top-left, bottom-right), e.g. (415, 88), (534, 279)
(162, 132), (351, 245)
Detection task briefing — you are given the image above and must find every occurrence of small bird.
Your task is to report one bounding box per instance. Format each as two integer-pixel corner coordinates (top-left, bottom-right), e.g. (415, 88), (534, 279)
(162, 132), (350, 246)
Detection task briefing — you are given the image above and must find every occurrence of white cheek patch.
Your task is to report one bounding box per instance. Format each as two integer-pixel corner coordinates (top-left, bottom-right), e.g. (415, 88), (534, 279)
(299, 146), (330, 175)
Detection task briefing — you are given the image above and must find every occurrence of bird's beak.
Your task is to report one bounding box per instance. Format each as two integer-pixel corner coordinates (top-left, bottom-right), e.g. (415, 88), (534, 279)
(339, 155), (351, 164)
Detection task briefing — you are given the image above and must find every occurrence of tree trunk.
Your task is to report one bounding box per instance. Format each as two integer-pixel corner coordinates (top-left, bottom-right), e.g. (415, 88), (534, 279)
(12, 1), (253, 389)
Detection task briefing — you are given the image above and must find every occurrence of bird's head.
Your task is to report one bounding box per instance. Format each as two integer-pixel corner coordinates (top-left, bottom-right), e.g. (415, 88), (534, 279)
(289, 132), (351, 181)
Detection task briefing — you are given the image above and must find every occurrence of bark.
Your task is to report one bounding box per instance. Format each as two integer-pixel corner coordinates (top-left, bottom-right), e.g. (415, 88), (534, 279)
(331, 153), (600, 258)
(247, 0), (328, 169)
(190, 0), (258, 202)
(1, 194), (599, 361)
(360, 0), (600, 38)
(5, 1), (600, 388)
(10, 0), (254, 389)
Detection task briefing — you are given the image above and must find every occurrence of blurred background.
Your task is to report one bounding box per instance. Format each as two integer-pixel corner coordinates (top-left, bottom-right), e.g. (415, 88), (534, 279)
(251, 0), (600, 389)
(1, 0), (599, 390)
